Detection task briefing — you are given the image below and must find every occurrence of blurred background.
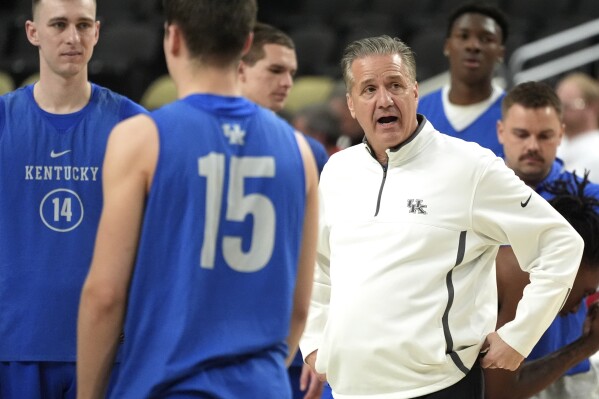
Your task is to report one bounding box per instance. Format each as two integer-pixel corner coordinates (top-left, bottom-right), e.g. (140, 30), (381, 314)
(1, 0), (598, 110)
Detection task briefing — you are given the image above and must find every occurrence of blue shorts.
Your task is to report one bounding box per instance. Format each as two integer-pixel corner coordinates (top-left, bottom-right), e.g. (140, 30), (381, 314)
(0, 361), (120, 399)
(111, 350), (291, 398)
(288, 364), (303, 399)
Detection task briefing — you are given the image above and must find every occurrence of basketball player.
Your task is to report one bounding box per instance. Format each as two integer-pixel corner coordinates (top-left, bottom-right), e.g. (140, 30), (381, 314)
(0, 0), (145, 397)
(77, 0), (318, 397)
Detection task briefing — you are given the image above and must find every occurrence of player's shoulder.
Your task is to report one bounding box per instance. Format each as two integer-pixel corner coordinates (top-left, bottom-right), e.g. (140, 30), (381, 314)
(90, 83), (147, 118)
(428, 120), (496, 160)
(580, 176), (599, 200)
(0, 85), (30, 105)
(108, 114), (157, 160)
(418, 88), (442, 105)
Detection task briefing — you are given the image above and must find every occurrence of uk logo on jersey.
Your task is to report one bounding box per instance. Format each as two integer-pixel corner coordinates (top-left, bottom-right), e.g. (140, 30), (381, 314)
(222, 123), (245, 145)
(407, 199), (428, 214)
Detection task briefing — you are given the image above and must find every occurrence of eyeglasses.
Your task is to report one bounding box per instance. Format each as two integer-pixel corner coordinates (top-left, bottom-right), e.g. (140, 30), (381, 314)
(562, 98), (586, 111)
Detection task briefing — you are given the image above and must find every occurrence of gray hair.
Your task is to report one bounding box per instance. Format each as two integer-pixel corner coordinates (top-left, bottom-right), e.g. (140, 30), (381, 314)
(340, 35), (416, 91)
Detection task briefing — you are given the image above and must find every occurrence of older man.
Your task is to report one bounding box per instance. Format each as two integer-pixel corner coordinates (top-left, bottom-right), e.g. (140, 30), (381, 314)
(300, 36), (583, 399)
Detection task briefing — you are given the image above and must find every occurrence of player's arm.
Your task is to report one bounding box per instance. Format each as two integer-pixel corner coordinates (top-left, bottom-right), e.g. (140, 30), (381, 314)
(495, 246), (527, 332)
(485, 245), (532, 398)
(485, 247), (599, 399)
(77, 115), (158, 399)
(285, 132), (319, 366)
(486, 318), (599, 399)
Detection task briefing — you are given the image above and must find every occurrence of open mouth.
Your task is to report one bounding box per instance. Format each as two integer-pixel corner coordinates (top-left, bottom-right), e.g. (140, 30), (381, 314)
(377, 116), (398, 125)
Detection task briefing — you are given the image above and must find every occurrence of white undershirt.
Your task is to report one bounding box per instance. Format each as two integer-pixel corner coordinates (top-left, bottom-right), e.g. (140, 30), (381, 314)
(442, 84), (504, 131)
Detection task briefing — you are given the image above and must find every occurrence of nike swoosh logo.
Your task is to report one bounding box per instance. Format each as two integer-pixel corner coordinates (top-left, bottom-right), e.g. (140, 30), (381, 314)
(50, 150), (72, 158)
(520, 193), (532, 207)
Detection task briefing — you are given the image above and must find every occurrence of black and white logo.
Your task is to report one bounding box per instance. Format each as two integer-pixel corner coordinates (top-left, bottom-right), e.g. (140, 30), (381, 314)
(407, 199), (427, 214)
(520, 193), (532, 208)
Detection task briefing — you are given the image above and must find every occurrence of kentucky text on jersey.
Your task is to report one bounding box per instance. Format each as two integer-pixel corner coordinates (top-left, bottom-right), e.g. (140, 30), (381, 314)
(25, 165), (99, 181)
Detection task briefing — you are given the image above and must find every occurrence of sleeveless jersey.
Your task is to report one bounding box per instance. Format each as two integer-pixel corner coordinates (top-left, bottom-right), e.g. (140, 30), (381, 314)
(0, 84), (146, 361)
(304, 134), (328, 175)
(527, 159), (599, 375)
(418, 89), (504, 157)
(111, 94), (306, 397)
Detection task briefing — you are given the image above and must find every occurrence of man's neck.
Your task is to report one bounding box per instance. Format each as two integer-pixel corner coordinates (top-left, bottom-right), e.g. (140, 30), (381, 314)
(34, 69), (91, 114)
(448, 79), (493, 105)
(174, 62), (241, 99)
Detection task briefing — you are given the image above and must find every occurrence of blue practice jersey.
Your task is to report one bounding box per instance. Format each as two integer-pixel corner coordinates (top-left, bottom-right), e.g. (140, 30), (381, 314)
(527, 159), (599, 375)
(418, 88), (504, 157)
(111, 94), (306, 397)
(304, 134), (328, 175)
(0, 84), (146, 361)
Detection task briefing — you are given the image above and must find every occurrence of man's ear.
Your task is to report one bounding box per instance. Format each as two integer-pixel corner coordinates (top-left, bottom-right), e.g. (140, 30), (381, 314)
(346, 92), (356, 119)
(164, 24), (182, 58)
(25, 20), (40, 47)
(238, 61), (248, 82)
(241, 32), (253, 57)
(496, 120), (505, 144)
(557, 122), (565, 145)
(92, 20), (100, 46)
(413, 81), (419, 103)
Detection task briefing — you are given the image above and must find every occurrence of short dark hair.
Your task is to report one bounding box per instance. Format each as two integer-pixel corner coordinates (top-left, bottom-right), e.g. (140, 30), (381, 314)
(446, 2), (509, 44)
(242, 22), (295, 66)
(546, 172), (599, 267)
(163, 0), (256, 66)
(502, 81), (563, 120)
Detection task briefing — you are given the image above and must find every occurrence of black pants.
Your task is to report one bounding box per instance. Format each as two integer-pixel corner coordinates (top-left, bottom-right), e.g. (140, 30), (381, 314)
(413, 361), (484, 399)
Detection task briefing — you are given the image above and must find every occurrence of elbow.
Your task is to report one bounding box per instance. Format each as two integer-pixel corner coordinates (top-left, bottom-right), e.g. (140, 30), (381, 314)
(80, 280), (127, 319)
(291, 303), (310, 329)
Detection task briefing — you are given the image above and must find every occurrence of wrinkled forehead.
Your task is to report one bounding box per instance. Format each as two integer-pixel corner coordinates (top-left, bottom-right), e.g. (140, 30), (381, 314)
(351, 54), (412, 85)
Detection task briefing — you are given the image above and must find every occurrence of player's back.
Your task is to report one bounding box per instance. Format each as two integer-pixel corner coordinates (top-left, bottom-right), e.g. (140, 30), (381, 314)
(111, 94), (306, 398)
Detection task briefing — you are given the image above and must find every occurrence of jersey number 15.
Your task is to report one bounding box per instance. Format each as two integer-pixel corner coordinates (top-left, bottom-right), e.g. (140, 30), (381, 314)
(198, 153), (275, 273)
